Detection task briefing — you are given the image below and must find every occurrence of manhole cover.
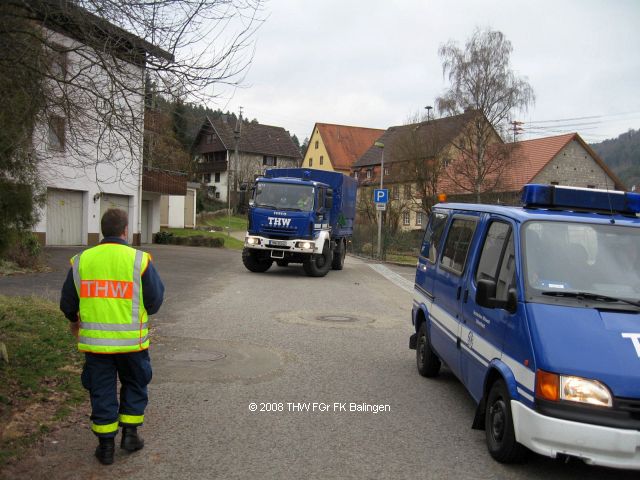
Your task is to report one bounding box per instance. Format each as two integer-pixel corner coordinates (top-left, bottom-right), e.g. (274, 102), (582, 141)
(317, 315), (357, 323)
(170, 351), (227, 362)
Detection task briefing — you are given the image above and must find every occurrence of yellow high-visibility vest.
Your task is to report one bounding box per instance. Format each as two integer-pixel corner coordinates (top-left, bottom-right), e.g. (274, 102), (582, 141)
(71, 243), (150, 354)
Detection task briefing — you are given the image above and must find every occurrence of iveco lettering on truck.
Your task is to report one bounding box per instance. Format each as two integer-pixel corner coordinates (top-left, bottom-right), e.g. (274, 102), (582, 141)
(243, 168), (357, 277)
(410, 184), (640, 470)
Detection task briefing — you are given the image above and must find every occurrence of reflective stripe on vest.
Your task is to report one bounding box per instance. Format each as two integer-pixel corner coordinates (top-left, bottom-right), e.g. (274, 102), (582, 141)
(71, 246), (149, 353)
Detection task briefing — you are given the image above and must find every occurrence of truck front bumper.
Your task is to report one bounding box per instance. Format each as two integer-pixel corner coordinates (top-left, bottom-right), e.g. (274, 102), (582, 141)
(244, 234), (317, 254)
(511, 400), (640, 470)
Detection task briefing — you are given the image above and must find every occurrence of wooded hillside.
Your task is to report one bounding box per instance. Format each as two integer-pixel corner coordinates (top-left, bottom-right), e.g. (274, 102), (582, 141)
(590, 129), (640, 190)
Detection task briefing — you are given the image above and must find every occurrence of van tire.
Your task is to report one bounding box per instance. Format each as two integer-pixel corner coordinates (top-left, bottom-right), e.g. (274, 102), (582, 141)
(485, 379), (527, 463)
(242, 248), (273, 273)
(303, 241), (332, 277)
(331, 239), (346, 270)
(416, 322), (441, 377)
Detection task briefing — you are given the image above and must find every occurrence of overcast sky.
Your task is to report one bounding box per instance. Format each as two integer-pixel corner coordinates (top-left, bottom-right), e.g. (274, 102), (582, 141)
(215, 0), (640, 145)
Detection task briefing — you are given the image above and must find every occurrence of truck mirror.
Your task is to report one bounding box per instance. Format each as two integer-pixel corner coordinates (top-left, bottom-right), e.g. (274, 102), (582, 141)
(249, 199), (255, 206)
(476, 279), (497, 308)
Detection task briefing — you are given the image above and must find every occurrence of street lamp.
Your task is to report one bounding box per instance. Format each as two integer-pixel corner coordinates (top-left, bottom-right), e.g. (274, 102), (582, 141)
(374, 141), (384, 259)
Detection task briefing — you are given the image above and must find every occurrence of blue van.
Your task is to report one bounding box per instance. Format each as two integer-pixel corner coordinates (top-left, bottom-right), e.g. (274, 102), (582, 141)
(410, 184), (640, 470)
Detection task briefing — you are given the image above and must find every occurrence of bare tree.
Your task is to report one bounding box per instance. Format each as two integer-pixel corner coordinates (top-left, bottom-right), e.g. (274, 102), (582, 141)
(2, 0), (264, 191)
(437, 28), (534, 201)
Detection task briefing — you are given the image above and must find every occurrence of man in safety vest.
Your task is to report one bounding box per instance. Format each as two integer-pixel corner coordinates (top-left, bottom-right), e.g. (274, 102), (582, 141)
(59, 208), (164, 465)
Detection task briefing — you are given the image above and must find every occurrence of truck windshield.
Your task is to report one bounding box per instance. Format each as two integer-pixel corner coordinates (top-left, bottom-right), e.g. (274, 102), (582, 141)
(254, 182), (315, 212)
(523, 221), (640, 302)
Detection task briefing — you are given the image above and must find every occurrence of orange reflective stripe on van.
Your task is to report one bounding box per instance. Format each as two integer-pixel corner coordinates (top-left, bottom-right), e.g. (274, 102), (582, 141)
(80, 280), (133, 299)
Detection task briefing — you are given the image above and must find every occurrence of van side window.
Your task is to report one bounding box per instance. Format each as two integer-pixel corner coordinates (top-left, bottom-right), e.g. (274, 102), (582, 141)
(475, 221), (516, 301)
(441, 218), (477, 274)
(420, 212), (448, 262)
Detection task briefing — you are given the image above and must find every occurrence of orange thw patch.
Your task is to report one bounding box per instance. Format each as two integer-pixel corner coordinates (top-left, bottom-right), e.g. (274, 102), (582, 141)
(80, 280), (133, 299)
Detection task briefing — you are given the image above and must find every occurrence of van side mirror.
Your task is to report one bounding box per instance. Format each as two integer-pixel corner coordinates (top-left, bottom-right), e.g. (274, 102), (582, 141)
(476, 279), (517, 314)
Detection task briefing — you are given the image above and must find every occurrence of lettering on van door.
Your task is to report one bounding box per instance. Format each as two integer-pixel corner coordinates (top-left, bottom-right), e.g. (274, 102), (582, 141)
(621, 333), (640, 358)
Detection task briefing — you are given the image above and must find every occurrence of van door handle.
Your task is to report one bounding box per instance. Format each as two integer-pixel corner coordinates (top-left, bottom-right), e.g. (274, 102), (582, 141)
(463, 289), (469, 303)
(456, 286), (462, 300)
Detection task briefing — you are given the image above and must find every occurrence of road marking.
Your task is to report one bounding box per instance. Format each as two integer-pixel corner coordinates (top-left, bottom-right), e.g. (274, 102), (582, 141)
(368, 264), (414, 294)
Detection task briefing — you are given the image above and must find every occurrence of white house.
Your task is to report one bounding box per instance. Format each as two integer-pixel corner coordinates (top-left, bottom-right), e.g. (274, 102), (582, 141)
(27, 1), (173, 246)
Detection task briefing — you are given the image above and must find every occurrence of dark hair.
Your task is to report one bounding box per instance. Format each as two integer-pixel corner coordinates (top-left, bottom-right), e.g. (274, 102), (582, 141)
(101, 209), (128, 237)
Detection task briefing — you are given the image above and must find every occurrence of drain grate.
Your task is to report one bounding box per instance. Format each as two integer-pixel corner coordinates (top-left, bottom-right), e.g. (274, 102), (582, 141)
(316, 315), (357, 323)
(170, 351), (227, 362)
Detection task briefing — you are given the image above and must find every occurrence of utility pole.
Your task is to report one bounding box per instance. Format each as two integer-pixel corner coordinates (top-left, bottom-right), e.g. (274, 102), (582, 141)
(228, 106), (243, 236)
(374, 141), (384, 259)
(511, 121), (524, 142)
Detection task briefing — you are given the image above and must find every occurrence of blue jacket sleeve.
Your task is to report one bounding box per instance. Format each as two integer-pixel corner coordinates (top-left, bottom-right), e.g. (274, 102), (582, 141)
(59, 268), (79, 322)
(142, 261), (164, 315)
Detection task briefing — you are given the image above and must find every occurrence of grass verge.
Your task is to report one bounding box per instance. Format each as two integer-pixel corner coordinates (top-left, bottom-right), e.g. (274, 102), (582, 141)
(199, 213), (248, 231)
(165, 228), (244, 251)
(0, 295), (84, 467)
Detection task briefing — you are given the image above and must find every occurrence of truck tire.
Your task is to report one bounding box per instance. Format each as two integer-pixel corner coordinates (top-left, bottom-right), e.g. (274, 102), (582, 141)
(303, 241), (332, 277)
(416, 322), (441, 377)
(331, 239), (346, 270)
(242, 248), (273, 273)
(485, 379), (527, 463)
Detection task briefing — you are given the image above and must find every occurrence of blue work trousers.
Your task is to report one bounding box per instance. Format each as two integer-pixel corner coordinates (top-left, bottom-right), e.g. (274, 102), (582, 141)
(81, 350), (152, 438)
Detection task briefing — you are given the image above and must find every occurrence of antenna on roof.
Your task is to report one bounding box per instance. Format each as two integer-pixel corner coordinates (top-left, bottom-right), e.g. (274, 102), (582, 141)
(603, 173), (616, 224)
(511, 121), (524, 142)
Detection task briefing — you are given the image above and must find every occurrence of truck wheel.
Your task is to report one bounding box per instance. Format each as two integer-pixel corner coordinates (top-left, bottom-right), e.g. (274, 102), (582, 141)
(416, 322), (441, 377)
(485, 379), (527, 463)
(303, 241), (332, 277)
(242, 248), (273, 273)
(331, 239), (346, 270)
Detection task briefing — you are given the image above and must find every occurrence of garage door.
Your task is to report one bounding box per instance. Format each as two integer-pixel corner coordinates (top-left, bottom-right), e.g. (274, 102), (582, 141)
(47, 189), (83, 245)
(100, 194), (130, 239)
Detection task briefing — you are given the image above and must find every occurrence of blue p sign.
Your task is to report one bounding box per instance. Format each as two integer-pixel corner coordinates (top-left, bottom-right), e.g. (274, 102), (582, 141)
(374, 189), (388, 203)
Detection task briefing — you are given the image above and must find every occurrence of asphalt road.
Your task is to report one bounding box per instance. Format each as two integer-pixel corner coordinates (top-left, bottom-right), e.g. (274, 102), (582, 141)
(0, 245), (634, 479)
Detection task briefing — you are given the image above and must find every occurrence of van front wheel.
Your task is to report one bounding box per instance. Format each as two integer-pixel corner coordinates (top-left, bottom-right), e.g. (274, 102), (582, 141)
(416, 322), (441, 377)
(485, 379), (527, 463)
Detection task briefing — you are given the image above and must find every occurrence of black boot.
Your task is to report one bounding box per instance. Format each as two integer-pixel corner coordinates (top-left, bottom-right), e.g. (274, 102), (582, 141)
(121, 426), (144, 452)
(95, 437), (115, 465)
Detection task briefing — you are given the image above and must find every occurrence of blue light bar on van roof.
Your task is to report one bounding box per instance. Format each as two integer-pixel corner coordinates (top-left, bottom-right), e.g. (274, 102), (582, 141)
(521, 184), (640, 215)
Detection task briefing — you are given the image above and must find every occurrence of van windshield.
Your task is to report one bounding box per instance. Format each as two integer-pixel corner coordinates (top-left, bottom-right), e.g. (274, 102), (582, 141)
(254, 182), (315, 212)
(523, 221), (640, 301)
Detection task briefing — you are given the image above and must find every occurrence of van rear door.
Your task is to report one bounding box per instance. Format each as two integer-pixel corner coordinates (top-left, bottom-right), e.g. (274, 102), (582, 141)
(430, 214), (479, 379)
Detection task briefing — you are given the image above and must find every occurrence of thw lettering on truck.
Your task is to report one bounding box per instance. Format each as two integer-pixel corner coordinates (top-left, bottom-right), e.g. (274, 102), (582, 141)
(81, 280), (133, 299)
(267, 217), (291, 227)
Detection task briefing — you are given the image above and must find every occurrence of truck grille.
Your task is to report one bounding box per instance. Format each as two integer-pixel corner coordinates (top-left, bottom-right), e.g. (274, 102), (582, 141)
(261, 227), (297, 237)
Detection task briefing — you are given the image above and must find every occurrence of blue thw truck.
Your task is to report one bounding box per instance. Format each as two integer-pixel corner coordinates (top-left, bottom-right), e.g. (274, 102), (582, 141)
(242, 168), (357, 277)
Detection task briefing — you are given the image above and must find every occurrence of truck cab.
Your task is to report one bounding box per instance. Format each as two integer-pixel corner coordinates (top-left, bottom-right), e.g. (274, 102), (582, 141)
(410, 184), (640, 470)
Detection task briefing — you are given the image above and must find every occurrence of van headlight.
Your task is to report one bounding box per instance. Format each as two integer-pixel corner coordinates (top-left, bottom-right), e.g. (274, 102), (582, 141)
(246, 236), (260, 245)
(296, 241), (314, 250)
(535, 370), (612, 407)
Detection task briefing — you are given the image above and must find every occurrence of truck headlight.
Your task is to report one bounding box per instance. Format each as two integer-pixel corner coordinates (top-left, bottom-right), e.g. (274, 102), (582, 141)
(246, 236), (259, 245)
(535, 370), (612, 407)
(296, 241), (314, 249)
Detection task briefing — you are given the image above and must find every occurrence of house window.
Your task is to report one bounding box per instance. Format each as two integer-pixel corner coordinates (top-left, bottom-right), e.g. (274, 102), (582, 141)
(48, 116), (65, 151)
(587, 184), (595, 189)
(384, 166), (390, 176)
(320, 155), (324, 166)
(403, 212), (410, 225)
(416, 212), (423, 226)
(315, 140), (319, 149)
(50, 44), (67, 80)
(353, 171), (358, 180)
(203, 173), (211, 183)
(392, 185), (399, 200)
(215, 192), (220, 199)
(366, 169), (372, 179)
(551, 181), (559, 185)
(263, 155), (277, 166)
(404, 184), (411, 199)
(309, 158), (313, 167)
(214, 172), (220, 183)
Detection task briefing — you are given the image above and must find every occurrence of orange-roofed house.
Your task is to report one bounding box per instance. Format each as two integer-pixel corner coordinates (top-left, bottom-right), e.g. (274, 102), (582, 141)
(301, 123), (385, 174)
(491, 133), (627, 202)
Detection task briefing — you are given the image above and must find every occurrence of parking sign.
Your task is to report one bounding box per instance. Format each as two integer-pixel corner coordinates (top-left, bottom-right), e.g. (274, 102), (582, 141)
(374, 189), (388, 204)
